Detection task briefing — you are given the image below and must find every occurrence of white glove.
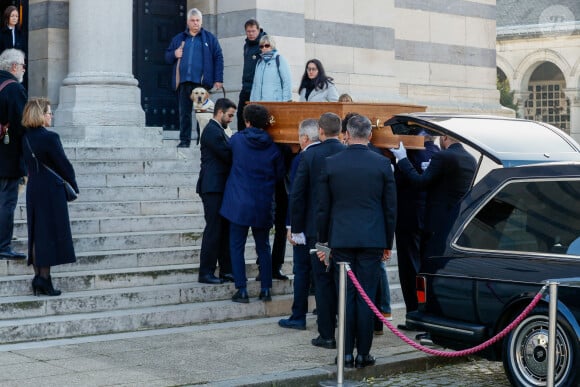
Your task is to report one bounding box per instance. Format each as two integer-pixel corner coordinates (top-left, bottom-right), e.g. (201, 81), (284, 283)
(291, 233), (306, 245)
(421, 160), (431, 171)
(390, 141), (407, 162)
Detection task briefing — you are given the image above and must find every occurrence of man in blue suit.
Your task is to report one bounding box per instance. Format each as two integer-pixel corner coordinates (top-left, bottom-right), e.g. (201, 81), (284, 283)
(196, 98), (237, 284)
(391, 135), (477, 262)
(317, 114), (397, 369)
(288, 113), (345, 348)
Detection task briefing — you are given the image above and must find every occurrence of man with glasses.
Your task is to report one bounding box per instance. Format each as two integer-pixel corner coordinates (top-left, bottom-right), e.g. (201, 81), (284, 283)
(0, 48), (28, 260)
(237, 19), (266, 132)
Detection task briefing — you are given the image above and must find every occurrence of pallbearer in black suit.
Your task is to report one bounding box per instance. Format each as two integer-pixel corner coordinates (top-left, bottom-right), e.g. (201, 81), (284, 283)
(391, 135), (476, 262)
(196, 98), (237, 284)
(317, 115), (397, 369)
(289, 113), (345, 349)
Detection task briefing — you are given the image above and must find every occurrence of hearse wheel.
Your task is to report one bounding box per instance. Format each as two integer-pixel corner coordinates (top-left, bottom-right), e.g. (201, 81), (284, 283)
(503, 307), (579, 387)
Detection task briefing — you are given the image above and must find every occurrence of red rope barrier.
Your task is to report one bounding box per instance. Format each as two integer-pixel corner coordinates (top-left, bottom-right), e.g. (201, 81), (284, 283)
(346, 268), (547, 357)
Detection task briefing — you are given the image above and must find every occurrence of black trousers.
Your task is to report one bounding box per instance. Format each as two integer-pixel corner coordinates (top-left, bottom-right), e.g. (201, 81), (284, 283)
(396, 228), (422, 313)
(271, 180), (288, 271)
(237, 90), (251, 131)
(178, 82), (202, 145)
(333, 248), (382, 356)
(311, 246), (337, 340)
(199, 192), (231, 277)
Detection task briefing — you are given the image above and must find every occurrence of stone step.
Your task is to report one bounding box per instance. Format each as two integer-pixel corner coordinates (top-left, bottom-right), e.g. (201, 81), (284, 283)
(14, 199), (202, 221)
(0, 279), (403, 323)
(74, 172), (199, 188)
(10, 229), (203, 254)
(14, 214), (205, 236)
(72, 159), (200, 174)
(63, 147), (199, 161)
(0, 291), (300, 344)
(0, 245), (276, 278)
(0, 258), (278, 296)
(61, 186), (197, 202)
(0, 257), (402, 297)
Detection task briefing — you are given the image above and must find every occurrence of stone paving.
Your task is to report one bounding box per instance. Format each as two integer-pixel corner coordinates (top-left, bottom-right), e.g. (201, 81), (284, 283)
(369, 358), (510, 386)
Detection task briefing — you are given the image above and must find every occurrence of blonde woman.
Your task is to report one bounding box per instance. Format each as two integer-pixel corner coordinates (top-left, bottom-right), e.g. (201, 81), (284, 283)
(21, 98), (78, 296)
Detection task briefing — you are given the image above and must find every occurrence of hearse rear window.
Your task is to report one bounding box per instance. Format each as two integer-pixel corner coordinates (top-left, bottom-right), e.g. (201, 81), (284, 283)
(457, 179), (580, 256)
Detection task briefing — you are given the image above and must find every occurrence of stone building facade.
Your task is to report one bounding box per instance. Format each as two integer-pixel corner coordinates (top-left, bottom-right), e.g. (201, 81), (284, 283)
(496, 0), (580, 140)
(23, 0), (504, 146)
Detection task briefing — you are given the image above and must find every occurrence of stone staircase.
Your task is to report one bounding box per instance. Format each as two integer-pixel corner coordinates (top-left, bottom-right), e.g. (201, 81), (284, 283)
(0, 143), (403, 344)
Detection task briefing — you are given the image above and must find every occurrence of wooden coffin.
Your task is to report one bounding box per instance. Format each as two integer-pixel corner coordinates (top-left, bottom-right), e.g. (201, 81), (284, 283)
(253, 101), (427, 151)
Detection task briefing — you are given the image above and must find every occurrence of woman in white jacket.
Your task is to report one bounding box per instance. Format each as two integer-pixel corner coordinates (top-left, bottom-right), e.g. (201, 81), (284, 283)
(250, 35), (292, 102)
(298, 59), (339, 102)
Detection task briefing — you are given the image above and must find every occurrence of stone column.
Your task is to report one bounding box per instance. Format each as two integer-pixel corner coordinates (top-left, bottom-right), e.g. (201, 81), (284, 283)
(565, 88), (580, 143)
(55, 0), (160, 147)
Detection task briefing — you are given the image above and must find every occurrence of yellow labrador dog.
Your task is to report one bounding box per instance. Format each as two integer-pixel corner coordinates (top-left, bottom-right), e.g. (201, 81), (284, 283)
(190, 87), (215, 113)
(190, 87), (232, 140)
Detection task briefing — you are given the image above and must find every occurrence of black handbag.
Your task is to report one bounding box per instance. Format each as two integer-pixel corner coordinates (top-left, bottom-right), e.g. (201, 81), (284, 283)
(24, 137), (78, 202)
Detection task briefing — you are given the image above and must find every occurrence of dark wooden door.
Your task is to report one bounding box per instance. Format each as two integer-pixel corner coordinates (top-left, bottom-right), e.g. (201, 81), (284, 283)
(133, 0), (186, 130)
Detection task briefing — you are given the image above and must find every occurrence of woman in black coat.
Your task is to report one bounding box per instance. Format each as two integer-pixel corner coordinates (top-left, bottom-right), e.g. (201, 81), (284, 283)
(0, 6), (24, 53)
(21, 98), (79, 296)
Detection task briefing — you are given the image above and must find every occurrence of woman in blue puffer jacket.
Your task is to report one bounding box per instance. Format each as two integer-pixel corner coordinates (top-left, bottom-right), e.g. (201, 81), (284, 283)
(250, 35), (292, 102)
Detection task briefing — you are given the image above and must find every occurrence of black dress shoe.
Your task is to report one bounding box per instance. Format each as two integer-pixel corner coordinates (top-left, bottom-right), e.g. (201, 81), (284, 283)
(272, 270), (289, 280)
(198, 274), (223, 284)
(355, 354), (376, 369)
(232, 288), (249, 303)
(0, 250), (26, 260)
(334, 354), (355, 368)
(258, 288), (272, 301)
(176, 142), (190, 148)
(219, 273), (235, 283)
(311, 335), (336, 349)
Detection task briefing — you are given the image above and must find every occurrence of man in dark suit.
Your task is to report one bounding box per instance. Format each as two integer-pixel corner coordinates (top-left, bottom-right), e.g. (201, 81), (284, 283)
(317, 114), (397, 369)
(0, 48), (27, 260)
(391, 134), (477, 262)
(394, 132), (439, 321)
(278, 118), (319, 330)
(196, 98), (237, 284)
(288, 112), (345, 348)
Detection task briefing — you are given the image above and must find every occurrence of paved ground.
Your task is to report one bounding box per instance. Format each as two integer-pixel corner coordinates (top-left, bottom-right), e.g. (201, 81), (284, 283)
(0, 312), (471, 386)
(371, 358), (510, 386)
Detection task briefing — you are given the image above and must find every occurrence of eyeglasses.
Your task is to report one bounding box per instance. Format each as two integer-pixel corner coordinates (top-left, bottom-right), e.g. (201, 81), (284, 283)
(259, 44), (271, 49)
(307, 67), (318, 72)
(15, 62), (25, 68)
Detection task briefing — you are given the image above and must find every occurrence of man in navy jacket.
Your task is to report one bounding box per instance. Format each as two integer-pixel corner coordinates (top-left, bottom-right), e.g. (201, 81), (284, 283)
(165, 8), (224, 148)
(317, 114), (397, 369)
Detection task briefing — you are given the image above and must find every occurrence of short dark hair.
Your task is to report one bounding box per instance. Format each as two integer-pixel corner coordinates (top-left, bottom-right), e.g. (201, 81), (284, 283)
(318, 112), (341, 137)
(213, 98), (236, 117)
(243, 104), (270, 129)
(341, 112), (359, 134)
(244, 19), (260, 30)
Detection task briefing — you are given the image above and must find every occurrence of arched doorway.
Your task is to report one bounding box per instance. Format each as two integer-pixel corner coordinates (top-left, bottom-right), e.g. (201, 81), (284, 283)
(523, 62), (570, 134)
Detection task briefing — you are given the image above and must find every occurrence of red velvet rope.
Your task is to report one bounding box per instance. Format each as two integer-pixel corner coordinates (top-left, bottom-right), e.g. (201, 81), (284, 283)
(346, 267), (547, 357)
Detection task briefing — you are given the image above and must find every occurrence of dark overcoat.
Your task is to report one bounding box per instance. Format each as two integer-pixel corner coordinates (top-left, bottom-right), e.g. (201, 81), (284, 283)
(0, 69), (27, 179)
(22, 127), (78, 267)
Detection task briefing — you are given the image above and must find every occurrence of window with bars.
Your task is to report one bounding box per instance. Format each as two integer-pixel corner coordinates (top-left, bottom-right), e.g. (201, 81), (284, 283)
(524, 81), (570, 134)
